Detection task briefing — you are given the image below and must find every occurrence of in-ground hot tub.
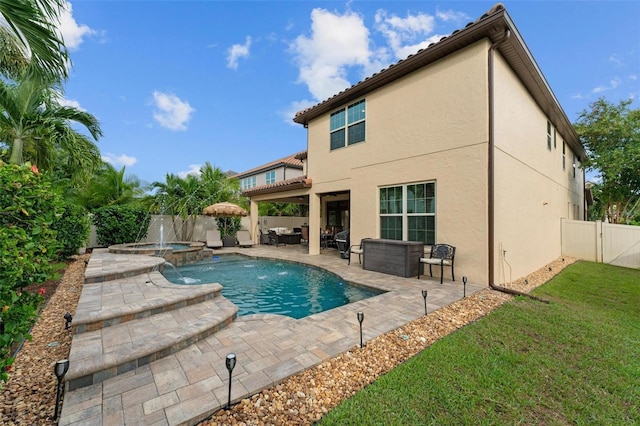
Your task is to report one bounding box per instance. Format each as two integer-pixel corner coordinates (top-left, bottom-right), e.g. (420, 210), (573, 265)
(108, 241), (205, 266)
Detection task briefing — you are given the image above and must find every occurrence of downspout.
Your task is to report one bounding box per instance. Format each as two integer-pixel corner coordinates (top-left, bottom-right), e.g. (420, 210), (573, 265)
(487, 29), (549, 304)
(488, 29), (510, 290)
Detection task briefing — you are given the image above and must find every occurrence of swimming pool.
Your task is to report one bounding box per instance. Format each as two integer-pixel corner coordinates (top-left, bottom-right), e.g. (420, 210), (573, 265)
(162, 254), (384, 319)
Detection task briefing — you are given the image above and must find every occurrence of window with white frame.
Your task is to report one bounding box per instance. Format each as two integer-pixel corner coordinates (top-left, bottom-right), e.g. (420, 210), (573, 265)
(241, 176), (256, 190)
(562, 141), (566, 170)
(380, 182), (435, 245)
(547, 121), (552, 150)
(330, 99), (366, 150)
(573, 153), (577, 178)
(265, 170), (276, 184)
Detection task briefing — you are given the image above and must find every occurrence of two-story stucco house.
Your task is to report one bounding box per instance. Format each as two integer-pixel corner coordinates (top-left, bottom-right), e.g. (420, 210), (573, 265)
(234, 151), (306, 191)
(244, 4), (586, 286)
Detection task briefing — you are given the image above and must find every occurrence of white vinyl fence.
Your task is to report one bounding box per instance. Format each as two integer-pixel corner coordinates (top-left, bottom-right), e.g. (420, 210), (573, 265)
(562, 219), (640, 269)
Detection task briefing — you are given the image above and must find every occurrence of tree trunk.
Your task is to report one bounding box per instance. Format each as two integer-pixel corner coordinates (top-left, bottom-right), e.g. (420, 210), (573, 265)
(9, 137), (23, 164)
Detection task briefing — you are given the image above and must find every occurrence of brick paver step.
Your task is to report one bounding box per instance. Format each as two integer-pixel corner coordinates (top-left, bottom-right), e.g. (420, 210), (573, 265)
(72, 271), (223, 334)
(66, 296), (238, 391)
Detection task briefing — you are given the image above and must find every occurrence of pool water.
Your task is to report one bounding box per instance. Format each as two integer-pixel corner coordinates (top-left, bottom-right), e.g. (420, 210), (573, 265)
(162, 254), (384, 319)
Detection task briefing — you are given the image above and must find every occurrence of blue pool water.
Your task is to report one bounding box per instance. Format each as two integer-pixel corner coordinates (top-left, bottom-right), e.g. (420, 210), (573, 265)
(162, 254), (384, 319)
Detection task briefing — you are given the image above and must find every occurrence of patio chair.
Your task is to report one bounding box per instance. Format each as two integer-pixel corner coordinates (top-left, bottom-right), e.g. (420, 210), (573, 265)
(268, 230), (285, 247)
(418, 244), (456, 284)
(236, 230), (254, 247)
(206, 230), (223, 249)
(334, 230), (350, 259)
(347, 238), (369, 265)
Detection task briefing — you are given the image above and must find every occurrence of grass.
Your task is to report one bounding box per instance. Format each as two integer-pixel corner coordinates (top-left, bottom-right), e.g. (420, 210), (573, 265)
(320, 261), (640, 425)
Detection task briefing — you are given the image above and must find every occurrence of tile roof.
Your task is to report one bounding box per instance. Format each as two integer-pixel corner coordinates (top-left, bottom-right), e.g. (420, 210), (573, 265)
(241, 175), (312, 197)
(234, 151), (306, 179)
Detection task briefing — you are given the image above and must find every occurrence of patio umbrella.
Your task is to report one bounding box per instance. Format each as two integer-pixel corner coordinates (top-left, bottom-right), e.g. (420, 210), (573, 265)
(202, 202), (248, 217)
(202, 202), (248, 240)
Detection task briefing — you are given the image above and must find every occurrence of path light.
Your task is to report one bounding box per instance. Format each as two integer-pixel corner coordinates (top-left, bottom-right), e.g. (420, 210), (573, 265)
(421, 290), (428, 315)
(357, 311), (365, 348)
(462, 276), (468, 298)
(64, 312), (72, 330)
(225, 353), (236, 409)
(52, 359), (69, 420)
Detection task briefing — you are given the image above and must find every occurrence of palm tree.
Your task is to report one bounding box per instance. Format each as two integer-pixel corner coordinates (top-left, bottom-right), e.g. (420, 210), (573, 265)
(0, 71), (102, 180)
(0, 0), (69, 79)
(151, 173), (204, 241)
(74, 162), (144, 211)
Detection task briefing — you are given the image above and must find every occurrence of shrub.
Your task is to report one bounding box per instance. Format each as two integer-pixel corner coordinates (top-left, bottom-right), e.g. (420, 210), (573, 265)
(53, 202), (91, 259)
(92, 205), (151, 246)
(216, 217), (242, 239)
(0, 162), (58, 383)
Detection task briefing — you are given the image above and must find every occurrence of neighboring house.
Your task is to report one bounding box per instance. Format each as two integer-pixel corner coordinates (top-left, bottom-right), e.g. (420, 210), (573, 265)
(234, 151), (305, 191)
(243, 4), (586, 286)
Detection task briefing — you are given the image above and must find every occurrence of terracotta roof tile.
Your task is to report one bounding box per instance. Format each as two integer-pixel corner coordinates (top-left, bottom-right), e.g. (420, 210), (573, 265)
(234, 151), (306, 178)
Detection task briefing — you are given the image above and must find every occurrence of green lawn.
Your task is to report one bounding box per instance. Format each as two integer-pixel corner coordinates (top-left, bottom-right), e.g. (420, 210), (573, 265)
(321, 261), (640, 425)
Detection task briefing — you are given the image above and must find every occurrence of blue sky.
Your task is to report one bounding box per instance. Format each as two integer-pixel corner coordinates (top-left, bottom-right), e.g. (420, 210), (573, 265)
(58, 1), (639, 186)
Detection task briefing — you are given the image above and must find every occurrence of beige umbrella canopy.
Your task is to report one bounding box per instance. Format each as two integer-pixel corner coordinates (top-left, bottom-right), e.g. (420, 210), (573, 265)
(202, 202), (248, 217)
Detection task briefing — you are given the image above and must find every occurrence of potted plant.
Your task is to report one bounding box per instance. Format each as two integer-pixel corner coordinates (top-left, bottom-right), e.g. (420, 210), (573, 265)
(216, 217), (242, 247)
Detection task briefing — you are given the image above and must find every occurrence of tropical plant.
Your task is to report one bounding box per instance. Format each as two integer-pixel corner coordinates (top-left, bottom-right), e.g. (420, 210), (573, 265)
(150, 163), (242, 241)
(74, 162), (144, 211)
(0, 29), (29, 80)
(0, 161), (60, 383)
(52, 201), (90, 258)
(0, 70), (103, 182)
(258, 202), (308, 217)
(92, 205), (150, 246)
(575, 98), (640, 223)
(0, 0), (69, 80)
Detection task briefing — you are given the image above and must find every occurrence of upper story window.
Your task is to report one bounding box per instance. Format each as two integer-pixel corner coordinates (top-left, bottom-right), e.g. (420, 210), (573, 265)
(554, 129), (557, 149)
(573, 154), (577, 178)
(562, 141), (566, 170)
(241, 176), (256, 190)
(330, 99), (366, 150)
(265, 170), (276, 184)
(546, 121), (552, 150)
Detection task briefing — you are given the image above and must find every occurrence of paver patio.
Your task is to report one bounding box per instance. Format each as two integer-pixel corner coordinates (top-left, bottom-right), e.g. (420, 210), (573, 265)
(59, 244), (483, 425)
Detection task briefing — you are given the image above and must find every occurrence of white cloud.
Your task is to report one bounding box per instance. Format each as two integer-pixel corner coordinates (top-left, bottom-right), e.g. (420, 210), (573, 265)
(102, 153), (137, 167)
(592, 77), (622, 94)
(290, 8), (372, 101)
(151, 91), (195, 131)
(375, 10), (441, 59)
(58, 1), (98, 50)
(54, 92), (86, 111)
(282, 99), (317, 125)
(227, 36), (252, 70)
(178, 164), (202, 178)
(436, 8), (470, 23)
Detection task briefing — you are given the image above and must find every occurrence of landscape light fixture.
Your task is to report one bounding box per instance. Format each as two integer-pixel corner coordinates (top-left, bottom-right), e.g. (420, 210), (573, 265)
(52, 359), (70, 420)
(225, 353), (236, 409)
(64, 312), (72, 330)
(421, 290), (428, 315)
(357, 311), (365, 348)
(462, 276), (468, 298)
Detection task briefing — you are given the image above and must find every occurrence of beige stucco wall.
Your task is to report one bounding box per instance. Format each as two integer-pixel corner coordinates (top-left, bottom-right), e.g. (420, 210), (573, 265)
(492, 52), (584, 283)
(306, 41), (492, 283)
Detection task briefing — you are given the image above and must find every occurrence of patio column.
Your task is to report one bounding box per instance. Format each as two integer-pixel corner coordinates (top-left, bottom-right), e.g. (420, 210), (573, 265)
(308, 193), (321, 255)
(250, 199), (259, 244)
